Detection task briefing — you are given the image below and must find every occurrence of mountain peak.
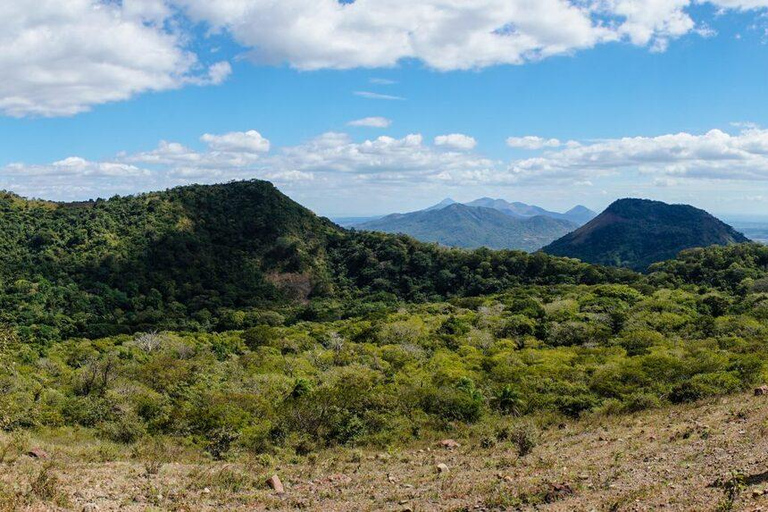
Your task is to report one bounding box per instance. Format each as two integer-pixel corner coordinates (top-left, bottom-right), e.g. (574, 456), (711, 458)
(423, 197), (457, 211)
(543, 198), (749, 271)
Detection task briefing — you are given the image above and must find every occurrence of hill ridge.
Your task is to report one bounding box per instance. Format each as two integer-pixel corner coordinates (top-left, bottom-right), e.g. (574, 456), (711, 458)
(543, 197), (749, 271)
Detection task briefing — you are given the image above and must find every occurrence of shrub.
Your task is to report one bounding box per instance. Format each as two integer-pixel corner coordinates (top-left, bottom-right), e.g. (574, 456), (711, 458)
(422, 378), (484, 423)
(622, 392), (661, 413)
(509, 422), (539, 457)
(98, 412), (146, 444)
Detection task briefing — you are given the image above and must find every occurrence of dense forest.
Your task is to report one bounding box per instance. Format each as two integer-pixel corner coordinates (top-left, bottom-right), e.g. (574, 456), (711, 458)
(3, 280), (768, 459)
(0, 181), (633, 340)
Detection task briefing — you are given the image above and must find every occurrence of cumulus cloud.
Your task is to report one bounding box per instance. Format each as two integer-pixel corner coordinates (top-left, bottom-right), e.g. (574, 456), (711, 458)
(5, 157), (149, 177)
(0, 1), (230, 117)
(1, 157), (153, 200)
(348, 117), (393, 128)
(507, 127), (768, 183)
(201, 130), (271, 153)
(175, 0), (768, 71)
(434, 134), (478, 151)
(271, 133), (494, 179)
(507, 136), (565, 150)
(7, 125), (768, 202)
(5, 2), (768, 117)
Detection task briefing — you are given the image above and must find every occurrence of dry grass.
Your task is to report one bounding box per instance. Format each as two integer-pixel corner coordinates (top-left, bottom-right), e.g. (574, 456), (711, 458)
(3, 391), (768, 511)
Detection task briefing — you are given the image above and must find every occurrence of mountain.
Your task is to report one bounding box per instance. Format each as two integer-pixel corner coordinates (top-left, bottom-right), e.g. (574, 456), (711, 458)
(542, 198), (750, 271)
(357, 203), (578, 251)
(0, 180), (633, 339)
(465, 197), (550, 218)
(423, 198), (457, 211)
(464, 197), (596, 225)
(564, 205), (599, 225)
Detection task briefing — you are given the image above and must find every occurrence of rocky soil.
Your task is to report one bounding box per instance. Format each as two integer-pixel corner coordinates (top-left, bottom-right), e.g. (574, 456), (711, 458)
(3, 391), (768, 511)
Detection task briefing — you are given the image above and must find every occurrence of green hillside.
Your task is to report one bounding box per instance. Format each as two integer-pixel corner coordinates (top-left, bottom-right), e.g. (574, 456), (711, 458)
(0, 181), (632, 340)
(543, 198), (749, 271)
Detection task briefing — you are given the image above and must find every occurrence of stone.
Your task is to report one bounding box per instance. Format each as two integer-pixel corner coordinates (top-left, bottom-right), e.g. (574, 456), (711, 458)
(544, 483), (574, 503)
(436, 463), (449, 474)
(438, 439), (460, 450)
(27, 448), (49, 459)
(266, 475), (285, 494)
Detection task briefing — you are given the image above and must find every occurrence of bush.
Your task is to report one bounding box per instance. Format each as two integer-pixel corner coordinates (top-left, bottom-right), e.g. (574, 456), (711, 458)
(622, 392), (661, 413)
(98, 412), (146, 444)
(422, 378), (484, 423)
(669, 373), (741, 404)
(509, 422), (539, 457)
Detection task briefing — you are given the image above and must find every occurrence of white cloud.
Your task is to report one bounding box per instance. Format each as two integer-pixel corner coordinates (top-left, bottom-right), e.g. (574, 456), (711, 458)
(348, 117), (393, 128)
(175, 0), (768, 71)
(1, 157), (153, 200)
(507, 127), (768, 183)
(269, 132), (496, 182)
(6, 157), (149, 177)
(201, 130), (271, 153)
(506, 136), (564, 150)
(434, 134), (478, 151)
(354, 91), (405, 101)
(4, 1), (768, 117)
(0, 1), (229, 117)
(7, 125), (768, 205)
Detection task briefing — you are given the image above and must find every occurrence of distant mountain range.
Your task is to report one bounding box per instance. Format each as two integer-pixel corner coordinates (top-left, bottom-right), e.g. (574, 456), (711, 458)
(344, 198), (596, 252)
(543, 198), (750, 271)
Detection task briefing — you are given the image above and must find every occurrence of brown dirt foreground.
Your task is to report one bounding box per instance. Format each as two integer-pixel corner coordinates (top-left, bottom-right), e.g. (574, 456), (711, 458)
(4, 392), (768, 512)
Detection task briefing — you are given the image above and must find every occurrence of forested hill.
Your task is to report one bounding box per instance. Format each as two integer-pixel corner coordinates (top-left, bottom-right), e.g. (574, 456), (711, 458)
(543, 198), (749, 271)
(0, 180), (635, 340)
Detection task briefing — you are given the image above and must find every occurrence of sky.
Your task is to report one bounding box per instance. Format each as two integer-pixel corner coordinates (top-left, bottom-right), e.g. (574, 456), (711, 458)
(3, 2), (768, 217)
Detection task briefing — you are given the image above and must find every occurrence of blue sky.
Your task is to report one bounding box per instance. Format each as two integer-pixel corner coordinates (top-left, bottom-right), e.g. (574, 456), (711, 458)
(3, 1), (768, 217)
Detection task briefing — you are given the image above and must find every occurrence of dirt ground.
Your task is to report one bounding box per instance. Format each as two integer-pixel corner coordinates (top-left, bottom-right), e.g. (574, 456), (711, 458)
(3, 391), (768, 511)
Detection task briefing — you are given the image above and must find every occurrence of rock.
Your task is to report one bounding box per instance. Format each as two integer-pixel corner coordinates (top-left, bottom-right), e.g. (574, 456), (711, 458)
(436, 463), (449, 474)
(438, 439), (460, 450)
(82, 505), (99, 512)
(544, 483), (574, 503)
(26, 448), (49, 459)
(266, 475), (285, 494)
(755, 385), (768, 396)
(318, 473), (351, 486)
(202, 487), (211, 494)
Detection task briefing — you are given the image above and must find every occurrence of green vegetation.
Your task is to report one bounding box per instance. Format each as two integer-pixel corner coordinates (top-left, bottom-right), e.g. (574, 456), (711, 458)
(0, 180), (633, 340)
(544, 198), (750, 271)
(0, 180), (767, 466)
(2, 281), (767, 459)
